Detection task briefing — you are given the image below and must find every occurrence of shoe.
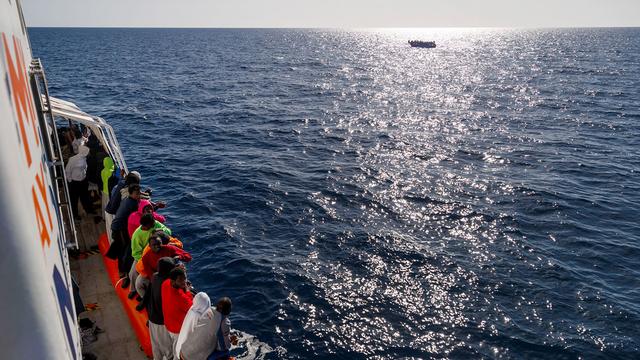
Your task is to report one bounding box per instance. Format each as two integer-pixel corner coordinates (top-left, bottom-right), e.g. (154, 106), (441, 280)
(121, 278), (130, 289)
(127, 291), (137, 300)
(136, 295), (143, 302)
(135, 303), (145, 312)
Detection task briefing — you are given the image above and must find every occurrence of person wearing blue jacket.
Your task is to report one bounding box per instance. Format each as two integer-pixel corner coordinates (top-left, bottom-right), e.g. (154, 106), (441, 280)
(107, 183), (141, 286)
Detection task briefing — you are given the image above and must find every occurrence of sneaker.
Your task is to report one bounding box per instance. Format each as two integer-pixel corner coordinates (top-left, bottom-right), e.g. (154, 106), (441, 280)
(121, 278), (130, 289)
(135, 303), (145, 312)
(127, 291), (137, 300)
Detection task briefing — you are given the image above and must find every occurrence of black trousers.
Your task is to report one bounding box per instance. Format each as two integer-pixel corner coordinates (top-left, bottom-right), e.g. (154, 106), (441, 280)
(69, 179), (93, 217)
(110, 227), (134, 276)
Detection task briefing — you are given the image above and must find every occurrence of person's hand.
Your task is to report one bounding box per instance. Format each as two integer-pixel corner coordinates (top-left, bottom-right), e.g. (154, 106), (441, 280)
(156, 201), (166, 208)
(230, 335), (238, 346)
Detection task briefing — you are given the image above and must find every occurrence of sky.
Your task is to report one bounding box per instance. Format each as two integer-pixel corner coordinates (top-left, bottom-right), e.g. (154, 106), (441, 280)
(22, 0), (640, 28)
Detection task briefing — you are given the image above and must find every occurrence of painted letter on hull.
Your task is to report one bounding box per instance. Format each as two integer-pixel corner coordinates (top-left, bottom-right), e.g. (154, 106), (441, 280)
(0, 1), (82, 359)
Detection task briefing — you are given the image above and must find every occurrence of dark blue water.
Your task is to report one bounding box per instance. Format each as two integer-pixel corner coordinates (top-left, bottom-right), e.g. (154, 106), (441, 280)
(30, 28), (640, 359)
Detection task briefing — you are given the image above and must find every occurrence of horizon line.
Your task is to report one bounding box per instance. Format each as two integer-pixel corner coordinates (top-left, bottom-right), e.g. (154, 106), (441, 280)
(26, 25), (640, 30)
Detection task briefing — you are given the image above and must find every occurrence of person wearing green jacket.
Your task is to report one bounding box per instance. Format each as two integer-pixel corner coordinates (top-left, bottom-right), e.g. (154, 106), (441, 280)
(128, 213), (172, 299)
(101, 157), (115, 241)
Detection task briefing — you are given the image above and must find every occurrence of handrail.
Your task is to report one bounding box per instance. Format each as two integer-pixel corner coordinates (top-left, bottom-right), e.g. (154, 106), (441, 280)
(30, 58), (79, 250)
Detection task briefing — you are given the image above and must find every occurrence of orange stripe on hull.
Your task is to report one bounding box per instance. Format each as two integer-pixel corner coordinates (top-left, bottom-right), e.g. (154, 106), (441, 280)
(98, 233), (153, 357)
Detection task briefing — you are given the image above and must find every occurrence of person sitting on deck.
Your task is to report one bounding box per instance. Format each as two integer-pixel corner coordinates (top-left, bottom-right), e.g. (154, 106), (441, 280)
(162, 267), (194, 351)
(128, 198), (166, 238)
(207, 297), (238, 360)
(106, 183), (141, 287)
(144, 257), (177, 360)
(135, 233), (191, 308)
(65, 145), (96, 220)
(129, 213), (172, 299)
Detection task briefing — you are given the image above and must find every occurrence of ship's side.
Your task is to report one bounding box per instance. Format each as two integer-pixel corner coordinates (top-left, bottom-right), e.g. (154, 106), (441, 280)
(0, 1), (81, 359)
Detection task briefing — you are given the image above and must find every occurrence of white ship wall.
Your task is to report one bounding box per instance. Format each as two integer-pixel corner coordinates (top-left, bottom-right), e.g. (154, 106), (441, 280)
(0, 1), (81, 359)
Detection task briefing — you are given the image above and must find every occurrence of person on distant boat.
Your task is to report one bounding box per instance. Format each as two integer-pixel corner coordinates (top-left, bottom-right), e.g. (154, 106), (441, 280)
(162, 267), (194, 352)
(207, 297), (238, 360)
(175, 292), (212, 360)
(128, 199), (167, 238)
(135, 232), (191, 306)
(107, 183), (142, 286)
(144, 257), (177, 360)
(65, 145), (96, 219)
(129, 213), (172, 299)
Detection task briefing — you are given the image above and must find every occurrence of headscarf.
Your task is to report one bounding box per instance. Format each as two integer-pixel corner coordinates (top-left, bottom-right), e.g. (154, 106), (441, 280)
(156, 257), (176, 280)
(175, 292), (211, 359)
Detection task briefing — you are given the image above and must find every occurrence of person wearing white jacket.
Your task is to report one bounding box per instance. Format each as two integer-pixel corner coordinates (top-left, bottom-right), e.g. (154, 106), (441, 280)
(65, 145), (95, 219)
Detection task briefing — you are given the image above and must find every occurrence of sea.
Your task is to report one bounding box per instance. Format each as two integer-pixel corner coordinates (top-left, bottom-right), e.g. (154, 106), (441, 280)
(30, 28), (640, 359)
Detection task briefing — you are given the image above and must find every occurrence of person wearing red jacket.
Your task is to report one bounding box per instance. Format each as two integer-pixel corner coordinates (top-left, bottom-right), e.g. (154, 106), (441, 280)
(162, 267), (194, 349)
(134, 234), (192, 310)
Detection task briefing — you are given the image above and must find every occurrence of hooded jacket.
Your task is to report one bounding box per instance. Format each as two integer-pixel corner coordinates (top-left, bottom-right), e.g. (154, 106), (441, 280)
(100, 157), (114, 194)
(127, 199), (167, 237)
(145, 257), (176, 325)
(65, 145), (90, 182)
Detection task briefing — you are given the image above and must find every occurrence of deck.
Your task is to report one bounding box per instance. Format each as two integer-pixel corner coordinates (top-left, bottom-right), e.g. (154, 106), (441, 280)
(70, 205), (147, 360)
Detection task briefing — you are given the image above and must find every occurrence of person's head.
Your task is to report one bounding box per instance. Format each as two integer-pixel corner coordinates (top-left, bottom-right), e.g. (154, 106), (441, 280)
(149, 235), (162, 253)
(157, 257), (176, 278)
(128, 184), (141, 200)
(154, 231), (171, 245)
(140, 213), (155, 230)
(216, 297), (232, 316)
(137, 199), (153, 215)
(73, 129), (81, 139)
(125, 172), (141, 186)
(169, 267), (187, 289)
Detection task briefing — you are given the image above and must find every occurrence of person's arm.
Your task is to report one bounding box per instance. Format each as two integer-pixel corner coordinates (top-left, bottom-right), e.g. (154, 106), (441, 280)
(131, 230), (143, 260)
(221, 317), (234, 349)
(153, 212), (166, 223)
(177, 291), (193, 313)
(170, 246), (192, 262)
(158, 221), (172, 235)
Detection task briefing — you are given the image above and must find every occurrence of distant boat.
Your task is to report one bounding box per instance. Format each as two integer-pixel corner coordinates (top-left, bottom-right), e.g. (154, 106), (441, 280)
(408, 40), (436, 48)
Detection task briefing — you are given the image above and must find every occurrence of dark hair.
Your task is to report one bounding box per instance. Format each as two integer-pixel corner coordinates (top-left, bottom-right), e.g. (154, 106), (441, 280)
(140, 213), (155, 228)
(125, 173), (140, 185)
(128, 183), (141, 195)
(169, 267), (186, 281)
(73, 129), (82, 138)
(155, 231), (171, 245)
(217, 297), (232, 316)
(157, 257), (176, 277)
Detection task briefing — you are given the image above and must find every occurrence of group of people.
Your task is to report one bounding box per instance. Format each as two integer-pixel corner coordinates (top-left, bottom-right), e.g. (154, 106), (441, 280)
(99, 163), (237, 359)
(63, 125), (103, 220)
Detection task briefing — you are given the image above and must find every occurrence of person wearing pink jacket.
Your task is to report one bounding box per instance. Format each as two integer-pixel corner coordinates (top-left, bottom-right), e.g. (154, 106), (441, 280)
(127, 199), (166, 237)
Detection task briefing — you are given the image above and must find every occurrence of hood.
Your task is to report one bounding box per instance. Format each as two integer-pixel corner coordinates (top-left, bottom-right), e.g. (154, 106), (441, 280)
(191, 292), (211, 316)
(137, 199), (153, 215)
(77, 145), (90, 157)
(157, 257), (176, 278)
(103, 156), (114, 171)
